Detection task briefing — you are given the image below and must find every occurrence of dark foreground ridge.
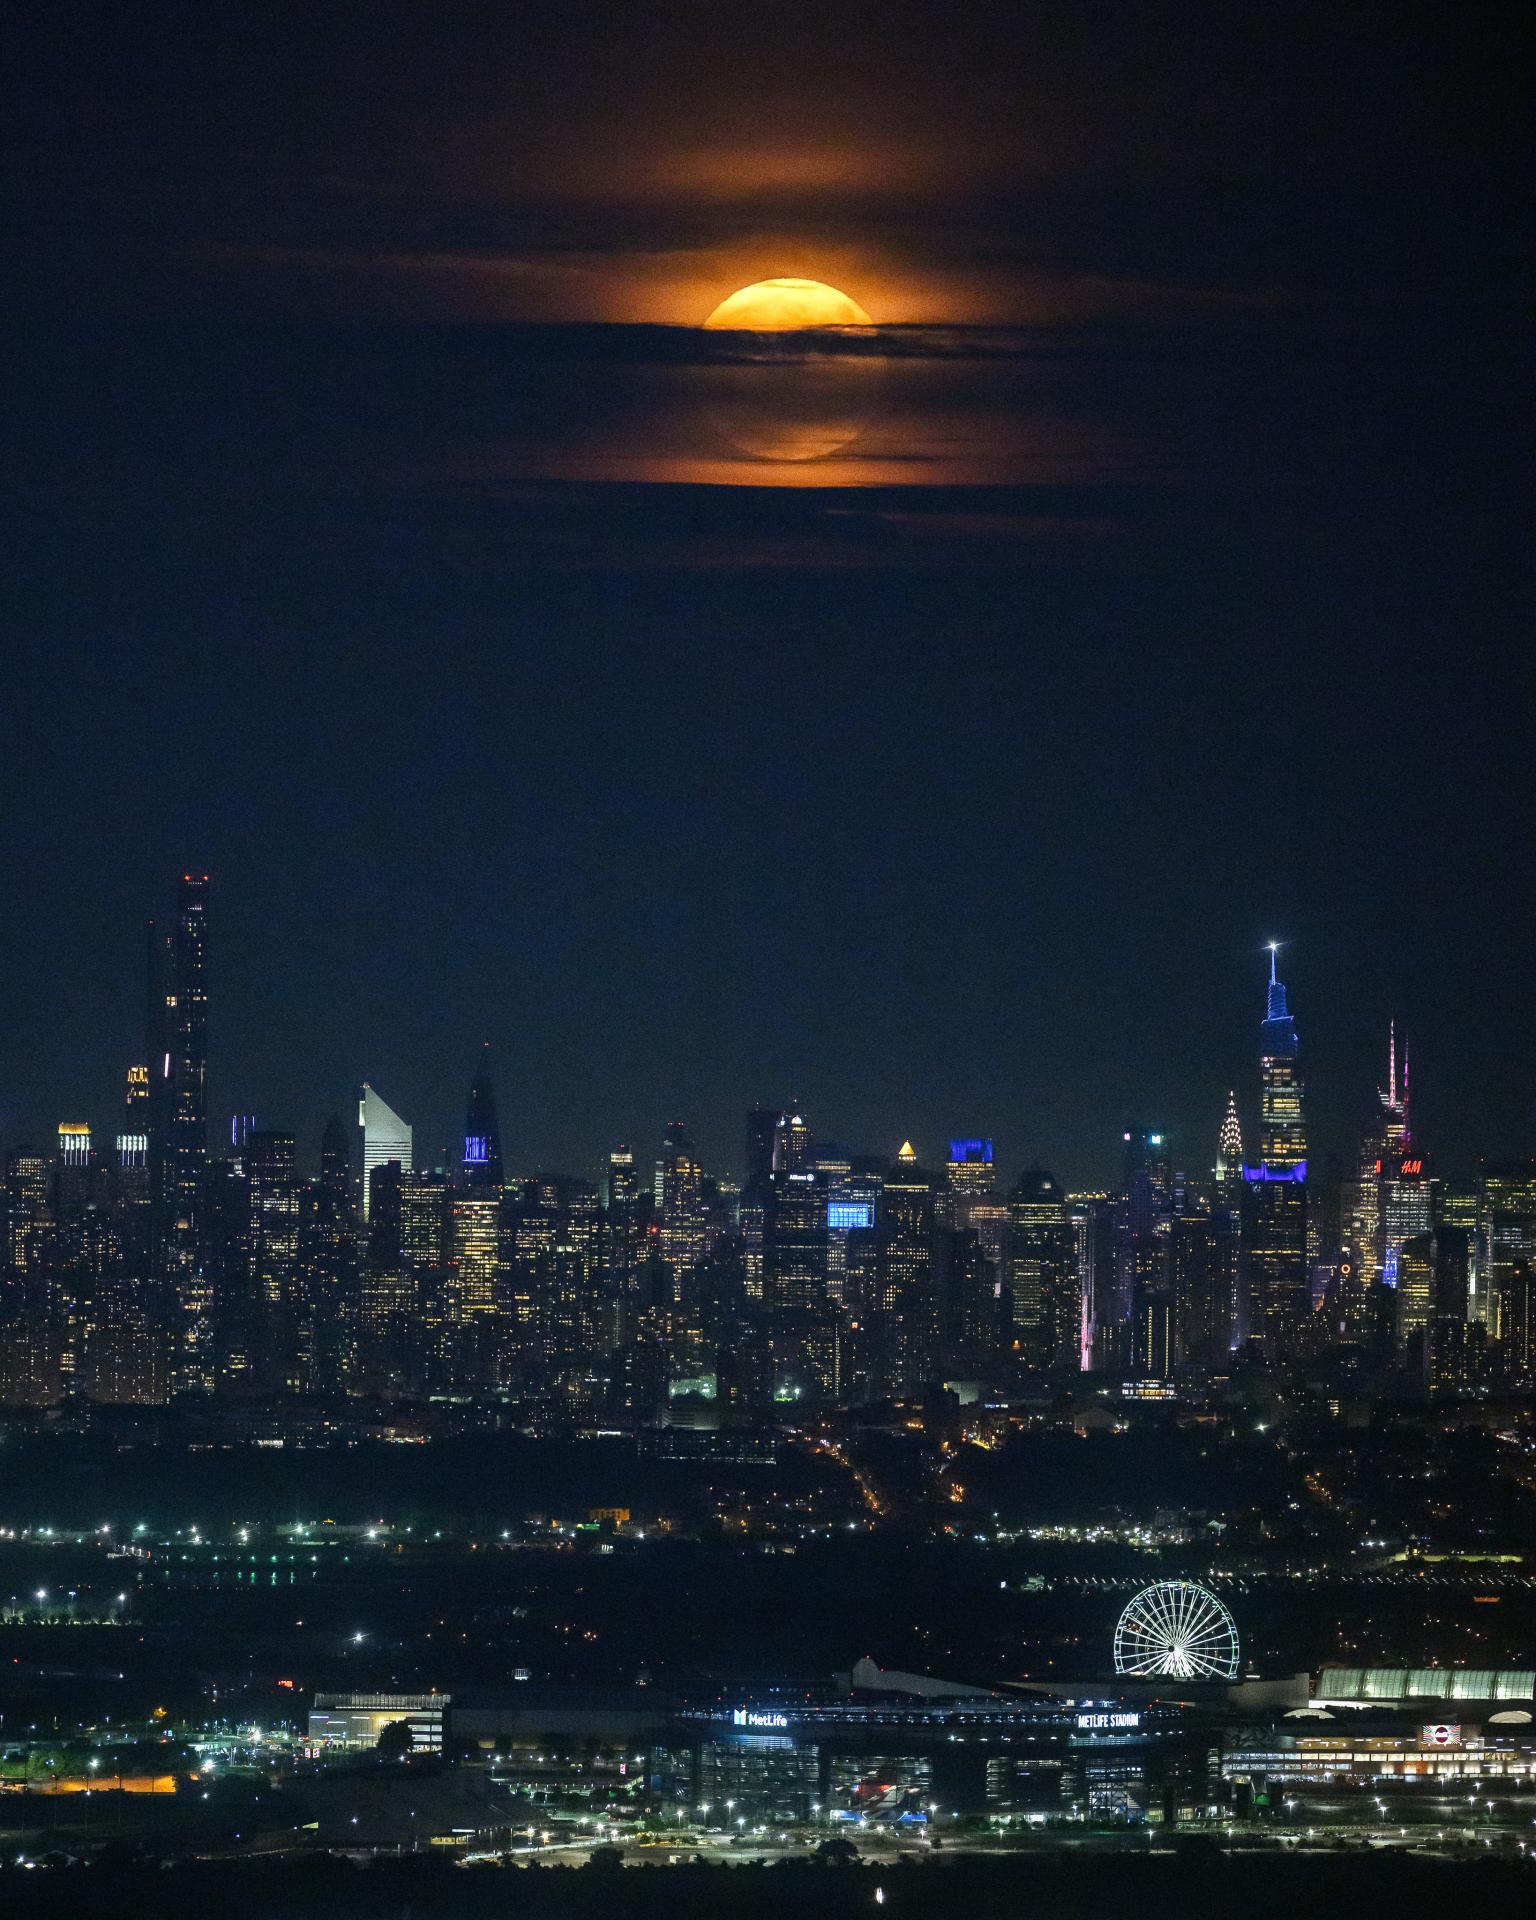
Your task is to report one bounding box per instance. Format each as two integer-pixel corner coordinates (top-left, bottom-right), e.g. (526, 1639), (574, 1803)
(2, 1850), (1531, 1920)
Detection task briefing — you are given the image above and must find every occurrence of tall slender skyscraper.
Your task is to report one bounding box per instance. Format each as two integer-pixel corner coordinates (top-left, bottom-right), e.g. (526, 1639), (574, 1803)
(1345, 1023), (1411, 1301)
(149, 874), (210, 1259)
(358, 1083), (413, 1222)
(463, 1044), (505, 1188)
(143, 876), (213, 1390)
(1242, 944), (1309, 1357)
(601, 1145), (644, 1311)
(110, 1064), (153, 1264)
(1383, 1020), (1411, 1154)
(1209, 1092), (1245, 1360)
(875, 1143), (937, 1392)
(1257, 945), (1305, 1172)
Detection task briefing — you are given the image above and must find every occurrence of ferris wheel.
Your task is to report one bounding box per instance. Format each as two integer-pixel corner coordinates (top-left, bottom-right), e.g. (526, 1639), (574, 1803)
(1112, 1579), (1240, 1680)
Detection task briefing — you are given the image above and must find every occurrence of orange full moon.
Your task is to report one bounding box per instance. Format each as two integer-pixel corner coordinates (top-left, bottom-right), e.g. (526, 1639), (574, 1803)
(702, 277), (873, 329)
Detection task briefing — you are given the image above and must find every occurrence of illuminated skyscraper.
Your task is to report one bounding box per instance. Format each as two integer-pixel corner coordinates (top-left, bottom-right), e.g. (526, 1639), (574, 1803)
(359, 1164), (450, 1388)
(246, 1129), (299, 1282)
(946, 1140), (1005, 1292)
(1007, 1168), (1077, 1367)
(389, 1170), (453, 1272)
(1215, 1094), (1244, 1202)
(874, 1143), (937, 1392)
(740, 1109), (781, 1297)
(1497, 1258), (1536, 1384)
(945, 1138), (995, 1233)
(1068, 1192), (1112, 1371)
(118, 1065), (150, 1169)
(1479, 1161), (1536, 1341)
(451, 1193), (503, 1317)
(1107, 1130), (1171, 1364)
(606, 1145), (640, 1211)
(773, 1109), (811, 1175)
(1436, 1178), (1482, 1319)
(599, 1145), (645, 1315)
(1133, 1289), (1175, 1379)
(823, 1156), (883, 1309)
(1380, 1151), (1433, 1309)
(1347, 1023), (1411, 1291)
(1384, 1021), (1411, 1154)
(763, 1170), (828, 1313)
(1208, 1095), (1245, 1359)
(946, 1139), (994, 1193)
(1394, 1233), (1435, 1353)
(4, 1149), (53, 1275)
(1241, 944), (1310, 1356)
(358, 1083), (412, 1222)
(110, 1064), (154, 1276)
(143, 875), (211, 1390)
(463, 1044), (505, 1187)
(1256, 946), (1305, 1172)
(657, 1121), (709, 1283)
(148, 873), (209, 1259)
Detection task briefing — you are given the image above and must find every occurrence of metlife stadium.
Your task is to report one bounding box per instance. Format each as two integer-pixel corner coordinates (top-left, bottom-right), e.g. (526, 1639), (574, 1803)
(647, 1663), (1196, 1824)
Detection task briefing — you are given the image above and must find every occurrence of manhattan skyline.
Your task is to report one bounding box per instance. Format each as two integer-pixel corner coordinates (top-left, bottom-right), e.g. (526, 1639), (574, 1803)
(1, 876), (1521, 1193)
(1, 5), (1531, 1900)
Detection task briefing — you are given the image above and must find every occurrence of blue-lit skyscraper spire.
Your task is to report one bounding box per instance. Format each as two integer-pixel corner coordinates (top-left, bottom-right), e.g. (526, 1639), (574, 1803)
(1257, 943), (1305, 1171)
(1242, 941), (1310, 1357)
(1260, 941), (1298, 1056)
(463, 1043), (505, 1188)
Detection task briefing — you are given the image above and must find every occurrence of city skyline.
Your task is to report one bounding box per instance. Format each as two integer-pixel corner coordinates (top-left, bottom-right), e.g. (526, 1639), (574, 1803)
(1, 884), (1507, 1193)
(1, 5), (1531, 1895)
(5, 868), (1529, 1414)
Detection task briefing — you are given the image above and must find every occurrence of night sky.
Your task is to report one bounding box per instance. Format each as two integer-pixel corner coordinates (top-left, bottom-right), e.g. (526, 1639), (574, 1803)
(2, 2), (1530, 1186)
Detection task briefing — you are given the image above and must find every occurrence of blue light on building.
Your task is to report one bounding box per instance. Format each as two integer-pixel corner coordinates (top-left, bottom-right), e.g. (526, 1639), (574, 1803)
(827, 1201), (874, 1231)
(464, 1135), (490, 1165)
(949, 1138), (993, 1165)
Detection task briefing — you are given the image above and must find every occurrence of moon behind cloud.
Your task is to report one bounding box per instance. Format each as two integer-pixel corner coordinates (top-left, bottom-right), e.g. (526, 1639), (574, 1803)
(703, 278), (874, 330)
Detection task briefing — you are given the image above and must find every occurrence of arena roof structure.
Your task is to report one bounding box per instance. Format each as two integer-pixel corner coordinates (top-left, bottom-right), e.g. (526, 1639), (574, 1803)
(1316, 1667), (1536, 1705)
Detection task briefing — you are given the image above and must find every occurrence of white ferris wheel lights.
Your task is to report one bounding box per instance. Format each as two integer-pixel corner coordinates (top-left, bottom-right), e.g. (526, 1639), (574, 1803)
(1112, 1579), (1240, 1681)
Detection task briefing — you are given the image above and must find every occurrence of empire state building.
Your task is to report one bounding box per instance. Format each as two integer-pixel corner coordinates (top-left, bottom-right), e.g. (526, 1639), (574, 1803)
(1242, 945), (1310, 1355)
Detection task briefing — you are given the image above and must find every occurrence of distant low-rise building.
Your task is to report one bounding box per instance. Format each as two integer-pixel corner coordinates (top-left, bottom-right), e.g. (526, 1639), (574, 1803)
(307, 1692), (446, 1753)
